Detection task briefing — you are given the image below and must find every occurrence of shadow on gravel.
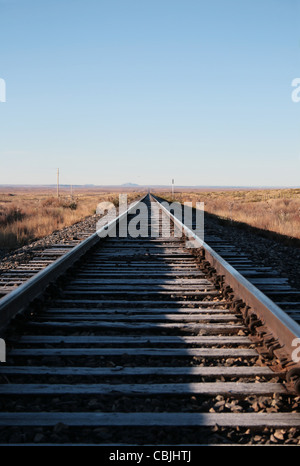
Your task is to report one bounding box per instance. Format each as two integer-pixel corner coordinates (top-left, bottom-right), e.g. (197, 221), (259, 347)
(204, 211), (300, 249)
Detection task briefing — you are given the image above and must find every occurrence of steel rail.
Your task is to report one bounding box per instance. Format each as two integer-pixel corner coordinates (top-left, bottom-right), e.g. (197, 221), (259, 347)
(0, 195), (147, 332)
(152, 194), (300, 371)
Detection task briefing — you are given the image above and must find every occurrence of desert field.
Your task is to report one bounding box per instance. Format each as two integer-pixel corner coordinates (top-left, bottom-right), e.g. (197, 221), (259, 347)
(154, 188), (300, 240)
(1, 186), (299, 250)
(0, 186), (143, 249)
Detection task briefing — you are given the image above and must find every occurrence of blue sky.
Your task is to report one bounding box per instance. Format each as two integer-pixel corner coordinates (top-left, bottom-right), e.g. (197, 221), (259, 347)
(0, 0), (300, 186)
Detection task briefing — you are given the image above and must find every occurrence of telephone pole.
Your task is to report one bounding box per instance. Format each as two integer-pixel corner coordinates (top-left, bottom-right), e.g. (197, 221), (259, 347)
(57, 168), (60, 198)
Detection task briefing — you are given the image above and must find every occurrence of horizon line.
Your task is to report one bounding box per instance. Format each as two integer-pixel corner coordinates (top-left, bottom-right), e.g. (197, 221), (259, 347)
(0, 184), (299, 189)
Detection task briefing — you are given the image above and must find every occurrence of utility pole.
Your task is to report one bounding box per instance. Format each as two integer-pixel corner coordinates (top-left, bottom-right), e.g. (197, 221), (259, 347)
(57, 168), (59, 198)
(171, 178), (174, 199)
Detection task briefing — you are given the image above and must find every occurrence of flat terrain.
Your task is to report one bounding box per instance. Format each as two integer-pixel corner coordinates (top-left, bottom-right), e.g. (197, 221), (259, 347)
(154, 188), (300, 241)
(0, 187), (142, 250)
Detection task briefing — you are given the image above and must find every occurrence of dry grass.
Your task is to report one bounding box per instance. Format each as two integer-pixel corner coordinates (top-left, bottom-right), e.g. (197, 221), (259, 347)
(2, 186), (298, 248)
(154, 188), (300, 240)
(0, 187), (143, 249)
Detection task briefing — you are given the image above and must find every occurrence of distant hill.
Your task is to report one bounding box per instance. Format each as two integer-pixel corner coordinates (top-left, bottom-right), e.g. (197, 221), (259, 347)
(1, 183), (299, 190)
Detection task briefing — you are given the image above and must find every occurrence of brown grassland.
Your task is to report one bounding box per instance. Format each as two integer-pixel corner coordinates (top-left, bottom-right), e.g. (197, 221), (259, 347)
(1, 186), (299, 250)
(154, 188), (300, 241)
(0, 186), (143, 249)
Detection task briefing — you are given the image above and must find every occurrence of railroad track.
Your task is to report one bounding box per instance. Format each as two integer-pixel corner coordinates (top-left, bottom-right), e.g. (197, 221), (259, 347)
(0, 221), (99, 298)
(0, 194), (299, 445)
